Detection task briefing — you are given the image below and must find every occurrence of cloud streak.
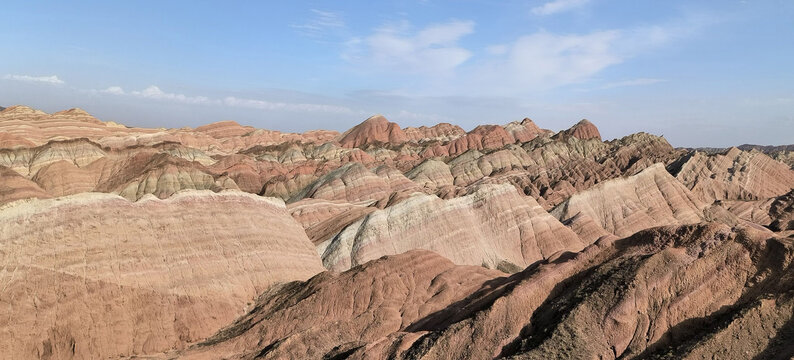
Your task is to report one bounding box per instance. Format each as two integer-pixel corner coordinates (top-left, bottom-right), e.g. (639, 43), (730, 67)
(292, 9), (346, 38)
(531, 0), (591, 16)
(223, 96), (355, 114)
(100, 85), (356, 114)
(3, 74), (65, 85)
(600, 78), (667, 89)
(102, 86), (216, 104)
(341, 12), (701, 96)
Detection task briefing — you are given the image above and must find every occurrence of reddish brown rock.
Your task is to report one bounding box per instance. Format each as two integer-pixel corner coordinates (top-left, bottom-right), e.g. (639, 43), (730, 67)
(0, 132), (36, 149)
(194, 120), (254, 138)
(504, 118), (544, 143)
(32, 160), (97, 196)
(551, 163), (705, 241)
(0, 166), (50, 205)
(556, 119), (602, 140)
(673, 147), (794, 202)
(319, 184), (584, 271)
(0, 191), (325, 359)
(177, 250), (504, 359)
(403, 122), (465, 142)
(175, 223), (794, 360)
(338, 115), (408, 148)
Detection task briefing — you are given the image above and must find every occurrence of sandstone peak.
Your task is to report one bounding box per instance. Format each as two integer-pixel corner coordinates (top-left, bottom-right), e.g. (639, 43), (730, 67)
(559, 118), (602, 140)
(0, 104), (47, 115)
(53, 107), (91, 116)
(194, 120), (253, 138)
(338, 114), (407, 148)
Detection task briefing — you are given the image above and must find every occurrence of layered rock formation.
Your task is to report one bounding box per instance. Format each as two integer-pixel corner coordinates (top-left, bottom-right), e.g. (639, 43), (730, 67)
(319, 184), (584, 271)
(0, 165), (50, 205)
(672, 147), (794, 202)
(555, 119), (602, 140)
(178, 223), (794, 360)
(2, 104), (793, 359)
(0, 191), (324, 359)
(179, 250), (504, 359)
(338, 115), (407, 148)
(551, 163), (706, 242)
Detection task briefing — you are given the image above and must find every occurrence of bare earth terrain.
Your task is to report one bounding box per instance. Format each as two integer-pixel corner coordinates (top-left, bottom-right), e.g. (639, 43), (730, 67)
(1, 105), (792, 359)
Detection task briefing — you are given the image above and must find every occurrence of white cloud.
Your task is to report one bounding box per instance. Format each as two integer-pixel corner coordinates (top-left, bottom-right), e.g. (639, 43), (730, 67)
(97, 84), (357, 114)
(346, 20), (475, 75)
(223, 96), (355, 114)
(600, 78), (667, 89)
(531, 0), (591, 16)
(3, 74), (65, 85)
(471, 30), (622, 92)
(101, 86), (125, 95)
(128, 86), (217, 105)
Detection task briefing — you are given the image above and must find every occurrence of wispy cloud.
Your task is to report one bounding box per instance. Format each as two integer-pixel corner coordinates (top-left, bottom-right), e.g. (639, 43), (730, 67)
(465, 30), (621, 93)
(101, 86), (125, 95)
(103, 85), (216, 104)
(531, 0), (591, 16)
(100, 85), (357, 114)
(3, 74), (65, 85)
(223, 96), (355, 114)
(131, 86), (215, 104)
(292, 9), (346, 38)
(341, 11), (704, 96)
(600, 78), (667, 89)
(345, 20), (475, 75)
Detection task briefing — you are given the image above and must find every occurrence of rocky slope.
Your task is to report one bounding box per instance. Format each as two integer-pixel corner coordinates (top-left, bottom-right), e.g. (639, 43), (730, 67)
(319, 184), (584, 272)
(672, 147), (794, 202)
(177, 223), (794, 360)
(551, 163), (706, 242)
(1, 104), (792, 359)
(0, 191), (324, 359)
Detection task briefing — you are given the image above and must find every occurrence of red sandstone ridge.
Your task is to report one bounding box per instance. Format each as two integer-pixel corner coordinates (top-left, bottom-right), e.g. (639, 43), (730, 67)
(556, 119), (602, 140)
(338, 115), (408, 148)
(194, 120), (254, 138)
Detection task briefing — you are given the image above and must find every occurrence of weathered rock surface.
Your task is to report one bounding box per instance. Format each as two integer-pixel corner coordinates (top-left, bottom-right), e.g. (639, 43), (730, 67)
(288, 162), (419, 203)
(0, 191), (324, 359)
(551, 163), (706, 241)
(177, 223), (794, 359)
(319, 184), (585, 271)
(556, 119), (602, 140)
(178, 250), (504, 359)
(338, 115), (408, 148)
(3, 104), (793, 359)
(672, 147), (794, 202)
(0, 166), (50, 205)
(403, 122), (466, 142)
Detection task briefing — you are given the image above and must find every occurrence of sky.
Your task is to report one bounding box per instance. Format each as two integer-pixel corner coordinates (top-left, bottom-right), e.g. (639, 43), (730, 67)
(1, 0), (792, 147)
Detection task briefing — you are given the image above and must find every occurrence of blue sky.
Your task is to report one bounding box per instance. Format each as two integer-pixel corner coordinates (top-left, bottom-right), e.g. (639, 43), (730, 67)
(1, 0), (792, 146)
